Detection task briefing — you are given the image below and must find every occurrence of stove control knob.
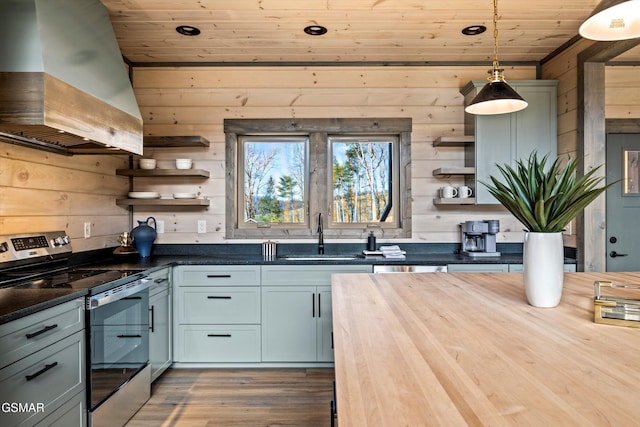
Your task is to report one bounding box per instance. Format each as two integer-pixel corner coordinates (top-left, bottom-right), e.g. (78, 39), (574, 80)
(0, 241), (8, 253)
(63, 235), (70, 245)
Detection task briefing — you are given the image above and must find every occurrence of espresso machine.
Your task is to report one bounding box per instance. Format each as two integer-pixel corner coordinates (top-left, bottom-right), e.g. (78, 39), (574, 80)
(460, 220), (501, 257)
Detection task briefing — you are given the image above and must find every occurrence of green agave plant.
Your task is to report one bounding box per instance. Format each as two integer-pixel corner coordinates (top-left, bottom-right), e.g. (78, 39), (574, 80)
(482, 152), (615, 233)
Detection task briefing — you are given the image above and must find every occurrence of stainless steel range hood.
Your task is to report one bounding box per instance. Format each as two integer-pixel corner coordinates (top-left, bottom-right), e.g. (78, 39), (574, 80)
(0, 0), (143, 155)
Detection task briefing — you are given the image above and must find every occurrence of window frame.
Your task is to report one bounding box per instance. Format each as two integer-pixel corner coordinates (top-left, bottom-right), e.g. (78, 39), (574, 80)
(225, 118), (412, 240)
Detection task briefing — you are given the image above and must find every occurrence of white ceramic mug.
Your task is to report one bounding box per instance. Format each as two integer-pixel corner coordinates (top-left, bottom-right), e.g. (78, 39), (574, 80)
(440, 186), (457, 198)
(458, 185), (473, 198)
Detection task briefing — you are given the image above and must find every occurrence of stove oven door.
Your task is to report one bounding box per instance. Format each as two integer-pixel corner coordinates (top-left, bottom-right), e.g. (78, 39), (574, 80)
(87, 279), (150, 425)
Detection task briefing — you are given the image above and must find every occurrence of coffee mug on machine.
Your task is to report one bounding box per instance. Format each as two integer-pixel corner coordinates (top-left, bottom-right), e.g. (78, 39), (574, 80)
(440, 186), (457, 198)
(458, 185), (473, 198)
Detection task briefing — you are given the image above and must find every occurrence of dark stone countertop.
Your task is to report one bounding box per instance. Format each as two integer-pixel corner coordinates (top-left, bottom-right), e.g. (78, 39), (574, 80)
(0, 288), (87, 325)
(0, 242), (577, 325)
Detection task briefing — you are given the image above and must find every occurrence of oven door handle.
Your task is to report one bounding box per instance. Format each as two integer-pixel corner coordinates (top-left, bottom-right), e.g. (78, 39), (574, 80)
(87, 277), (151, 309)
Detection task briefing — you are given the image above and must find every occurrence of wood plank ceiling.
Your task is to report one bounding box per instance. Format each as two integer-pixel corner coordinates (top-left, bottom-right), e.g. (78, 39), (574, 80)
(101, 0), (640, 65)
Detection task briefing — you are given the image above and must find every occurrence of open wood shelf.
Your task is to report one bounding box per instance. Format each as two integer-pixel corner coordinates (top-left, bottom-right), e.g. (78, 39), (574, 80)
(116, 168), (210, 178)
(143, 135), (210, 148)
(433, 197), (476, 205)
(432, 167), (475, 176)
(116, 198), (210, 207)
(432, 136), (475, 147)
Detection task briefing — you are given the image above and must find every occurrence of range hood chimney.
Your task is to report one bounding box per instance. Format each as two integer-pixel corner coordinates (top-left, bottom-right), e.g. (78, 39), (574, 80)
(0, 0), (143, 155)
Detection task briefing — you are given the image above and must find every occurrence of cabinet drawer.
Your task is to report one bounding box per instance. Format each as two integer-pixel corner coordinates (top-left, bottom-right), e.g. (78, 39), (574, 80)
(0, 299), (84, 370)
(178, 287), (260, 324)
(176, 325), (260, 362)
(262, 265), (371, 286)
(0, 330), (85, 426)
(176, 265), (260, 287)
(34, 391), (85, 427)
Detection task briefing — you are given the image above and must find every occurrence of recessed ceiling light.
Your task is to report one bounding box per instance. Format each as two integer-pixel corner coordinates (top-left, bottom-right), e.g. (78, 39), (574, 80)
(462, 25), (487, 36)
(176, 25), (201, 36)
(304, 25), (328, 36)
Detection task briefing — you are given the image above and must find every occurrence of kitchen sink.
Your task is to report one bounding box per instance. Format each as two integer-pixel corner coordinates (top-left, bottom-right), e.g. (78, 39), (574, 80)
(278, 254), (365, 261)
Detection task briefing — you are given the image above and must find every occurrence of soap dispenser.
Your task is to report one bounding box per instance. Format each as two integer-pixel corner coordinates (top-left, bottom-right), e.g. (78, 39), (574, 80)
(367, 231), (377, 251)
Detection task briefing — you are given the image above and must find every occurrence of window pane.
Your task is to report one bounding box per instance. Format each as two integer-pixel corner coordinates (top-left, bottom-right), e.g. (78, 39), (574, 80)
(242, 137), (307, 224)
(624, 149), (640, 194)
(331, 137), (394, 223)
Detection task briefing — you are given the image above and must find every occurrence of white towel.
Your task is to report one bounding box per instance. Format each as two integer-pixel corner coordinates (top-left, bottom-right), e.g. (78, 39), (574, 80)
(379, 245), (406, 259)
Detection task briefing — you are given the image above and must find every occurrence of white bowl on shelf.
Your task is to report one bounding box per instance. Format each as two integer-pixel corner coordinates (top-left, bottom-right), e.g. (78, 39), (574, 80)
(139, 158), (156, 169)
(173, 193), (197, 199)
(175, 158), (192, 169)
(128, 191), (160, 199)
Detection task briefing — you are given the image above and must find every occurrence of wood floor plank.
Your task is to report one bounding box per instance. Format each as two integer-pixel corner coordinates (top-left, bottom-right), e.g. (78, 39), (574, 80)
(126, 368), (335, 427)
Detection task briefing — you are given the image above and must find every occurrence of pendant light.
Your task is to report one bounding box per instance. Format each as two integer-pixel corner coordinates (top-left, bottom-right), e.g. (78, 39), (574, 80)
(465, 0), (528, 115)
(579, 0), (640, 41)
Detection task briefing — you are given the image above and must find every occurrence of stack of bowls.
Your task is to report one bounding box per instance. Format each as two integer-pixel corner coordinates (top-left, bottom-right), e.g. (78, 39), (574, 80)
(139, 158), (156, 169)
(175, 158), (193, 169)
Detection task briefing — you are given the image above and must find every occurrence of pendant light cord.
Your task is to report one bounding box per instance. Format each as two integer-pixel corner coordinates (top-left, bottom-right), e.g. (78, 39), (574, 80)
(492, 0), (500, 72)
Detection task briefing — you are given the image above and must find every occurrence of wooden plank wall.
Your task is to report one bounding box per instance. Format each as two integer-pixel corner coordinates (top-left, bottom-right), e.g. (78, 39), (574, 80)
(3, 58), (635, 251)
(131, 65), (538, 245)
(541, 38), (596, 248)
(606, 65), (640, 118)
(0, 143), (129, 251)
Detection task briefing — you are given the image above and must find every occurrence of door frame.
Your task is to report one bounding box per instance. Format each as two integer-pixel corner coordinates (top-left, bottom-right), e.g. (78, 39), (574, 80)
(576, 39), (640, 272)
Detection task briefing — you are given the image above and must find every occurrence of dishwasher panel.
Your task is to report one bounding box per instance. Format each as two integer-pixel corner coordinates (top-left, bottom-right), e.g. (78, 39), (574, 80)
(373, 265), (447, 273)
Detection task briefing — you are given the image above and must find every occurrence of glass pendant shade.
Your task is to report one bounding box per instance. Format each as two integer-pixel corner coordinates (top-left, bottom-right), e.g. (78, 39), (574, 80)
(579, 0), (640, 41)
(465, 70), (528, 115)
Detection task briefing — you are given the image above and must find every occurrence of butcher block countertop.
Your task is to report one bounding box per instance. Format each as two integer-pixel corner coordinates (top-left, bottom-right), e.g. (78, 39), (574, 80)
(331, 271), (640, 426)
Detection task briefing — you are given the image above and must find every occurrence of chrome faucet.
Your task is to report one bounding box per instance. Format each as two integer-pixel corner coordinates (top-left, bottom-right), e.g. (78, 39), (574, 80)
(317, 212), (324, 254)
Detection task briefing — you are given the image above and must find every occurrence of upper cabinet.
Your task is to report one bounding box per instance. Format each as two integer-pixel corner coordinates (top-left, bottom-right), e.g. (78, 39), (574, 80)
(460, 80), (558, 204)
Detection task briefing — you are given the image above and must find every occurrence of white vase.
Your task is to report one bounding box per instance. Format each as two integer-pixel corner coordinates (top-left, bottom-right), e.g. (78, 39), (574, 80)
(523, 231), (564, 307)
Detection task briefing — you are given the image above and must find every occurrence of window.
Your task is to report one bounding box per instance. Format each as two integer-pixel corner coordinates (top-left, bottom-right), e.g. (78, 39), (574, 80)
(225, 118), (411, 239)
(239, 136), (308, 227)
(329, 136), (399, 228)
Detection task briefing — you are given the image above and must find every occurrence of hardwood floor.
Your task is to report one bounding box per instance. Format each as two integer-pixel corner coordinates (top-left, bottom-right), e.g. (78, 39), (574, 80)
(126, 368), (335, 427)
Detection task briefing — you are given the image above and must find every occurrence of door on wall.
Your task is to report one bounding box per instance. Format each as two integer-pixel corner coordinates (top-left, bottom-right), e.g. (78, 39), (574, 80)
(606, 134), (640, 271)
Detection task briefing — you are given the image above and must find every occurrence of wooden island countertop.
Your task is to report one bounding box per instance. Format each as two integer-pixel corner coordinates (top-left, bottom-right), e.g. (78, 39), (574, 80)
(331, 272), (640, 426)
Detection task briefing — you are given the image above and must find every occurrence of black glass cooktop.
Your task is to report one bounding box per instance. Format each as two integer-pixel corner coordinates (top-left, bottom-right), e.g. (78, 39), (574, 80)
(0, 268), (135, 290)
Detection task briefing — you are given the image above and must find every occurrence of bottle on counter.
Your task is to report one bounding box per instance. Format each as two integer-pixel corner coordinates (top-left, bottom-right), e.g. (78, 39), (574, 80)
(367, 231), (377, 251)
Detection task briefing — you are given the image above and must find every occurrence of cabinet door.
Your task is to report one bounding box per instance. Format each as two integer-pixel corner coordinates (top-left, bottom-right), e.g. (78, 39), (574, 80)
(149, 288), (171, 382)
(473, 113), (512, 204)
(513, 85), (557, 163)
(463, 80), (558, 204)
(316, 286), (334, 362)
(261, 286), (316, 362)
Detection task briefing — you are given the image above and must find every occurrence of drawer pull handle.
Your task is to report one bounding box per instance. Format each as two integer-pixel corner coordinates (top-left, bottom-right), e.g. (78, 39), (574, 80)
(154, 278), (169, 283)
(25, 362), (58, 381)
(25, 324), (58, 339)
(207, 334), (232, 337)
(207, 274), (232, 278)
(207, 296), (232, 299)
(117, 334), (142, 338)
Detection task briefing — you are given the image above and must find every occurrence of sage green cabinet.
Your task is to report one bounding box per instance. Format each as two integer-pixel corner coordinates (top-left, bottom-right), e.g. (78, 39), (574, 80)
(261, 265), (370, 363)
(173, 265), (261, 363)
(461, 80), (558, 204)
(148, 267), (172, 382)
(0, 299), (85, 427)
(261, 285), (333, 362)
